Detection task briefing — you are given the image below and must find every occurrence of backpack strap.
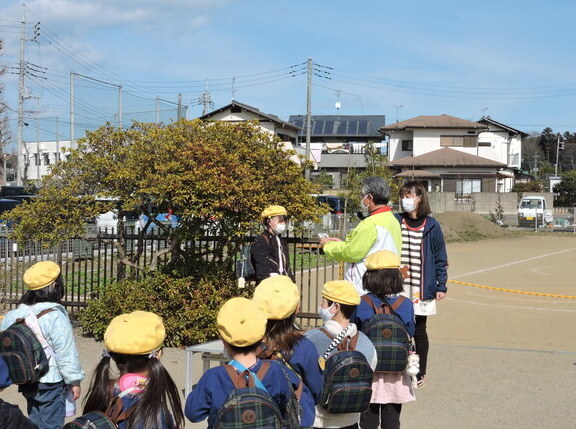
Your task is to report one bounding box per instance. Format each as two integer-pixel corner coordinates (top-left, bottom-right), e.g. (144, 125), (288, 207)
(224, 365), (253, 389)
(361, 295), (382, 314)
(19, 307), (56, 361)
(105, 396), (135, 424)
(390, 295), (406, 311)
(343, 333), (360, 351)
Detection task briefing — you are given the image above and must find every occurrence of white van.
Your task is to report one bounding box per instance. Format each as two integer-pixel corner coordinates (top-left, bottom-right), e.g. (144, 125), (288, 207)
(518, 196), (553, 227)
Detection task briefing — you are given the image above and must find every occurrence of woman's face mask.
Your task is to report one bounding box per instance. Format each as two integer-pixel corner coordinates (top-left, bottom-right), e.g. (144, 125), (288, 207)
(402, 197), (418, 213)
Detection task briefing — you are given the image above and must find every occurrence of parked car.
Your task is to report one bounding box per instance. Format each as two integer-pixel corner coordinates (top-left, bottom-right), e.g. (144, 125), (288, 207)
(316, 195), (346, 214)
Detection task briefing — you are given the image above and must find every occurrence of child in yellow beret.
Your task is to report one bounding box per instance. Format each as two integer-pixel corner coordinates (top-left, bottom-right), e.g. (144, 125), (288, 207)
(352, 250), (416, 429)
(80, 311), (183, 429)
(252, 276), (323, 427)
(185, 297), (303, 428)
(0, 260), (85, 429)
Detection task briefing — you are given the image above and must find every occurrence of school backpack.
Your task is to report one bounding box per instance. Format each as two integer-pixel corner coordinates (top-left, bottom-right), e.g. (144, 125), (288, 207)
(360, 295), (411, 373)
(255, 344), (303, 429)
(0, 307), (55, 384)
(63, 396), (134, 429)
(214, 361), (283, 429)
(318, 329), (373, 414)
(237, 243), (256, 281)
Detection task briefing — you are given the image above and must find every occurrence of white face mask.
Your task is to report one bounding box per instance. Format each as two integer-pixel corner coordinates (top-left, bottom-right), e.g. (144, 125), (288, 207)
(402, 197), (417, 213)
(318, 303), (335, 322)
(360, 195), (370, 216)
(273, 223), (286, 235)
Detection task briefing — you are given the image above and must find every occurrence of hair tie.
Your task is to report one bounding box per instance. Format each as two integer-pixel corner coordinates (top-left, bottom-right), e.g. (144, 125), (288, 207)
(148, 350), (159, 359)
(102, 349), (111, 358)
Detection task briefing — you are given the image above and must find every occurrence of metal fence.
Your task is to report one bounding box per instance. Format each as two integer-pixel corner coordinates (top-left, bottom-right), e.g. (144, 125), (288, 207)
(0, 227), (343, 325)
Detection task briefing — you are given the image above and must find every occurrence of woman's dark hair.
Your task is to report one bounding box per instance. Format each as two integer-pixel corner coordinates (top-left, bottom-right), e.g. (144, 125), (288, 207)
(227, 341), (260, 356)
(19, 274), (65, 305)
(83, 352), (184, 429)
(362, 269), (404, 298)
(263, 312), (304, 355)
(400, 181), (431, 218)
(326, 300), (357, 320)
(262, 215), (288, 229)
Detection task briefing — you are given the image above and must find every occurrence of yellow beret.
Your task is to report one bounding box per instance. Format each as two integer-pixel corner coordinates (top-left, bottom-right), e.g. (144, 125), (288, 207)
(261, 205), (287, 219)
(217, 297), (267, 347)
(23, 261), (61, 290)
(322, 280), (360, 306)
(104, 311), (166, 355)
(253, 276), (300, 320)
(365, 250), (401, 270)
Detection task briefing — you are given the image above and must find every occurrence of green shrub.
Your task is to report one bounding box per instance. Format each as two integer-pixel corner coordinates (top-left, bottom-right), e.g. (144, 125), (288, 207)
(78, 271), (253, 347)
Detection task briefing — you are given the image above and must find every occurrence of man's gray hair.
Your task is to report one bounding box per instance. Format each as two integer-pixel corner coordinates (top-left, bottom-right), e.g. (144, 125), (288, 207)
(361, 176), (390, 205)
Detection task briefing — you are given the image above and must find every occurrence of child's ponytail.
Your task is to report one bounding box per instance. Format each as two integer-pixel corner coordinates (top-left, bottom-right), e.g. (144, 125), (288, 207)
(82, 354), (113, 414)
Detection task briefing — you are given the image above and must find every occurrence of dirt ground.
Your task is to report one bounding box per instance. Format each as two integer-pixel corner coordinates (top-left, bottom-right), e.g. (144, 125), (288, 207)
(435, 211), (512, 242)
(1, 231), (575, 428)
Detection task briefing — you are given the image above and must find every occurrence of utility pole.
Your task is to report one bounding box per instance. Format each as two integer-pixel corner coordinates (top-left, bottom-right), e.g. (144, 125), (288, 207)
(177, 93), (182, 120)
(554, 135), (561, 176)
(305, 58), (312, 181)
(532, 153), (539, 176)
(70, 71), (74, 148)
(17, 8), (26, 185)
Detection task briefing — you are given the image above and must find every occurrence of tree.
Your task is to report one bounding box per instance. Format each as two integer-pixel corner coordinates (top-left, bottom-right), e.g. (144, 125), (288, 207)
(6, 119), (323, 277)
(553, 170), (576, 207)
(342, 142), (398, 216)
(311, 170), (334, 192)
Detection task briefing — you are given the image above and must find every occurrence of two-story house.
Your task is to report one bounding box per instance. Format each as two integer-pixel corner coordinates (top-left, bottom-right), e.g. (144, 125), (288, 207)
(381, 114), (527, 194)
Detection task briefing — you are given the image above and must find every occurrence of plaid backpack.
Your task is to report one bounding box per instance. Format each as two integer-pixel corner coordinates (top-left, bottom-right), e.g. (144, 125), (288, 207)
(255, 344), (303, 429)
(214, 361), (283, 429)
(0, 308), (54, 384)
(63, 396), (134, 429)
(361, 295), (411, 373)
(318, 329), (373, 414)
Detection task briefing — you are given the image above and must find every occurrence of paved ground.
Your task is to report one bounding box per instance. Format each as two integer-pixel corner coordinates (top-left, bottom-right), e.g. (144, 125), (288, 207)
(1, 234), (575, 428)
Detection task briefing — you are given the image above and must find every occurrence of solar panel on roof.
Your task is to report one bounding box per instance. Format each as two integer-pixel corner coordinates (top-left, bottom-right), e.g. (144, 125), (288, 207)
(357, 121), (367, 134)
(324, 121), (334, 134)
(348, 121), (358, 135)
(313, 121), (323, 134)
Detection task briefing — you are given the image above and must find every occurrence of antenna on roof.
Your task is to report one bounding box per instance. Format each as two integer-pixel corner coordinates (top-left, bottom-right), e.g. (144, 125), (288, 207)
(481, 107), (488, 117)
(393, 105), (403, 123)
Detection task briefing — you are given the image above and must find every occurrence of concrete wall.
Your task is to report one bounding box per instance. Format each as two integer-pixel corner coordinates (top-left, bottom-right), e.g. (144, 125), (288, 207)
(428, 192), (553, 215)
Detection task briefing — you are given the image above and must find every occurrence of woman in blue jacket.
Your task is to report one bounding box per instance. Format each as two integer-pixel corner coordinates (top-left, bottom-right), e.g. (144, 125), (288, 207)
(395, 181), (448, 388)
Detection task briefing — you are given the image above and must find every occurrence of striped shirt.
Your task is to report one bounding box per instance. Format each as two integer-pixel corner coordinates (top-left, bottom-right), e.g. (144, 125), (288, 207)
(400, 219), (425, 301)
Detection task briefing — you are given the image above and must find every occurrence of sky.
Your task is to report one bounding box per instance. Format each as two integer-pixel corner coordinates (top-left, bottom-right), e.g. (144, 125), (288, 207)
(2, 0), (576, 147)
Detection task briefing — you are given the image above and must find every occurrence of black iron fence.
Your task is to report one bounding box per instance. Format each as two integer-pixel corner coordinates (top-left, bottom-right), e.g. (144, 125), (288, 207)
(0, 227), (344, 325)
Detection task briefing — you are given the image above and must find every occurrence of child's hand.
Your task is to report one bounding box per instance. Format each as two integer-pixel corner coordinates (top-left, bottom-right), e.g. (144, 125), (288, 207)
(69, 385), (81, 400)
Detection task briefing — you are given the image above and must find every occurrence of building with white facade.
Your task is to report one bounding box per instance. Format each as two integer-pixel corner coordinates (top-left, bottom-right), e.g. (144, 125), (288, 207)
(21, 140), (72, 182)
(381, 114), (527, 193)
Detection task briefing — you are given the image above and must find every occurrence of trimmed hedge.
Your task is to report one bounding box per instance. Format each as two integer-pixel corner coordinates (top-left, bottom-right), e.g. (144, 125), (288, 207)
(78, 271), (253, 347)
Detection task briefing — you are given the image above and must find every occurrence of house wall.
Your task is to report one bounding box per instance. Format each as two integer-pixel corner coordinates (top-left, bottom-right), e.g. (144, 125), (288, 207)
(207, 110), (298, 140)
(388, 126), (519, 168)
(23, 140), (72, 181)
(428, 192), (553, 217)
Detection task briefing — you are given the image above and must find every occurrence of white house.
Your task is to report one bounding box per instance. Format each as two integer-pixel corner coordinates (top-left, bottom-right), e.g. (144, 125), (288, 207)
(381, 114), (527, 193)
(21, 140), (72, 182)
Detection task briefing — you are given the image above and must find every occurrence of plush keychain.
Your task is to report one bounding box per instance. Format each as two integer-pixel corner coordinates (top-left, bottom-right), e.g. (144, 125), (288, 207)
(406, 352), (420, 389)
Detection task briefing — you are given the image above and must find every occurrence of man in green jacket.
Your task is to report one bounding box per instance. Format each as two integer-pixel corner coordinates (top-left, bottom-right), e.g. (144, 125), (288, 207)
(319, 176), (401, 295)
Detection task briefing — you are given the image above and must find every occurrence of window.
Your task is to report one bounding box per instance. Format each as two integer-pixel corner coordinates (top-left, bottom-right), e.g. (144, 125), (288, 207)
(43, 153), (50, 166)
(456, 178), (481, 194)
(401, 139), (413, 151)
(441, 135), (477, 147)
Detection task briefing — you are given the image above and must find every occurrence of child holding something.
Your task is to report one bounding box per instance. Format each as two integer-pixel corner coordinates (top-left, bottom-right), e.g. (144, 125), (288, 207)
(1, 261), (84, 429)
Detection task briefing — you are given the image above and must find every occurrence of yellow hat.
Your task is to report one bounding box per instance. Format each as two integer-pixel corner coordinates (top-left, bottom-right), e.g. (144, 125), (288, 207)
(217, 297), (267, 347)
(365, 250), (401, 270)
(104, 311), (166, 355)
(260, 205), (288, 219)
(23, 261), (61, 290)
(253, 276), (300, 320)
(322, 280), (360, 306)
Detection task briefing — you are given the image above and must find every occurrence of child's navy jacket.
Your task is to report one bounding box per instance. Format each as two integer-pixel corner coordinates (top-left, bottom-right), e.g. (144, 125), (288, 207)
(185, 358), (311, 428)
(354, 293), (416, 337)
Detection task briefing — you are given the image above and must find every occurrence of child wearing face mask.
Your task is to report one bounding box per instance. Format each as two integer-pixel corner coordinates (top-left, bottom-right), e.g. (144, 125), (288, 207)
(250, 205), (295, 283)
(305, 280), (377, 429)
(395, 181), (448, 389)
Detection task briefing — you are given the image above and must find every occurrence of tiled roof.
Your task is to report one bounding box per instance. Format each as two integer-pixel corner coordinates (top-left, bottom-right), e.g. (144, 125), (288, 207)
(381, 114), (489, 132)
(288, 115), (386, 137)
(394, 169), (440, 178)
(477, 116), (529, 137)
(389, 147), (506, 167)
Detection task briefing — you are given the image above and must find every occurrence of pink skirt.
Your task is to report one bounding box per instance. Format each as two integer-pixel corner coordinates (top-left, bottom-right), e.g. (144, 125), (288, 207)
(370, 372), (416, 404)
